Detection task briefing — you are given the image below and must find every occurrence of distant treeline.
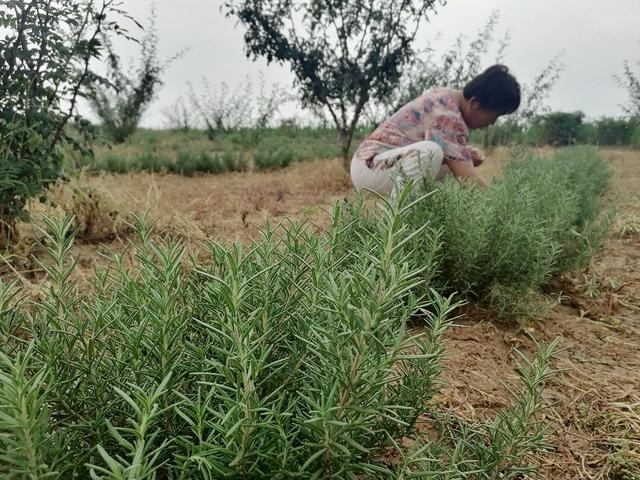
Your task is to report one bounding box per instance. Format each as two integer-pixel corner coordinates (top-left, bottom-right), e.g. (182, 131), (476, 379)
(470, 113), (640, 147)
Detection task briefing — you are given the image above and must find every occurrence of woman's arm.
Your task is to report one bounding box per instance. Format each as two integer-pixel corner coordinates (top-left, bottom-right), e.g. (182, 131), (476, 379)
(446, 159), (489, 188)
(424, 110), (490, 188)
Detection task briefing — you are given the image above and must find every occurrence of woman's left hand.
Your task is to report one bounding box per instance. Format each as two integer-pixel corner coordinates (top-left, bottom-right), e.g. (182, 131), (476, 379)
(468, 146), (486, 167)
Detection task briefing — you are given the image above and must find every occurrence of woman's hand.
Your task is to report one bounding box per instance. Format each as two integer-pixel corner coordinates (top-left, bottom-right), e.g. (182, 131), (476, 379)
(468, 146), (486, 167)
(445, 158), (490, 189)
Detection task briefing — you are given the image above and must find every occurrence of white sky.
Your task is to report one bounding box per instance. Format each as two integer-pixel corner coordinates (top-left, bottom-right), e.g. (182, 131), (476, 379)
(91, 0), (640, 127)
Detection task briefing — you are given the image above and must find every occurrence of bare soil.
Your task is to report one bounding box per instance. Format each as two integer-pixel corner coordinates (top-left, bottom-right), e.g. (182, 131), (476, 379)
(4, 147), (640, 479)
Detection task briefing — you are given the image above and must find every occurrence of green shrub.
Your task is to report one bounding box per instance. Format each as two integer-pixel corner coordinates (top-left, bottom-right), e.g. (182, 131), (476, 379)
(221, 150), (249, 172)
(0, 189), (556, 478)
(631, 122), (640, 147)
(133, 152), (172, 172)
(252, 145), (295, 170)
(174, 151), (225, 175)
(531, 111), (587, 146)
(399, 339), (558, 479)
(97, 153), (132, 173)
(0, 196), (448, 477)
(87, 8), (184, 144)
(593, 117), (638, 145)
(0, 1), (123, 247)
(406, 146), (611, 315)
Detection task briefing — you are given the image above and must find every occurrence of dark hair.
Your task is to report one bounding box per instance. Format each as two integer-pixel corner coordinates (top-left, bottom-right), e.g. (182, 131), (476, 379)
(463, 64), (521, 115)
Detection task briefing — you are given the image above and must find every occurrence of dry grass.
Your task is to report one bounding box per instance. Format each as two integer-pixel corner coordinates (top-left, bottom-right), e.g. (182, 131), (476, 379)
(81, 157), (351, 243)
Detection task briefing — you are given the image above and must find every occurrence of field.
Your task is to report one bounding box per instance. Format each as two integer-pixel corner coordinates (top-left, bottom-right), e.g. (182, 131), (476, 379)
(2, 144), (640, 478)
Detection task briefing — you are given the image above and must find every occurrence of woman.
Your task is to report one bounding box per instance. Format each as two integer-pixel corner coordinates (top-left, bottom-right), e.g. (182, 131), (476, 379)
(350, 64), (521, 195)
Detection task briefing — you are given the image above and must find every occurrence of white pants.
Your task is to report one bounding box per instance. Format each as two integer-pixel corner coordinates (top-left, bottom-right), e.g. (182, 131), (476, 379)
(350, 141), (445, 196)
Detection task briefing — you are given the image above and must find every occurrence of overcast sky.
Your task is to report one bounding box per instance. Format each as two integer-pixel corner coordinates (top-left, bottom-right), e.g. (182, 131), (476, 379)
(93, 0), (640, 127)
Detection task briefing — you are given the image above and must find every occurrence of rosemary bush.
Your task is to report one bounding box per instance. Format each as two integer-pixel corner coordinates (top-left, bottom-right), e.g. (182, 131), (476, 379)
(0, 190), (451, 478)
(397, 339), (558, 480)
(406, 146), (611, 312)
(0, 186), (557, 478)
(252, 145), (295, 171)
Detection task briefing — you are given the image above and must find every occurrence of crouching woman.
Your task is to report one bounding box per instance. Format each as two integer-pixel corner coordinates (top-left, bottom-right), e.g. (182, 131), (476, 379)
(350, 64), (521, 195)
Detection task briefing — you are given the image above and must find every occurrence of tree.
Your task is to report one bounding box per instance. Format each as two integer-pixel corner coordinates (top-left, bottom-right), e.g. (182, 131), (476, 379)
(223, 0), (444, 169)
(88, 4), (184, 143)
(532, 111), (585, 146)
(0, 0), (127, 247)
(617, 58), (640, 118)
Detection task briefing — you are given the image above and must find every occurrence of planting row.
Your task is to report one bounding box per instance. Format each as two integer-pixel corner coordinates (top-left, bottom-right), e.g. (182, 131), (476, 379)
(90, 147), (295, 175)
(73, 126), (368, 175)
(336, 146), (611, 317)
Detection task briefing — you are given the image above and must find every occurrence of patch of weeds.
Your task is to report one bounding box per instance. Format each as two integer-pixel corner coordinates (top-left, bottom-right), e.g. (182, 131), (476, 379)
(609, 446), (640, 480)
(46, 177), (130, 242)
(614, 212), (640, 238)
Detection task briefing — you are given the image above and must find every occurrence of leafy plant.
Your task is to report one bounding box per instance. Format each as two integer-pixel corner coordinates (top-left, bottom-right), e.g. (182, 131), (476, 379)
(592, 117), (639, 145)
(531, 111), (586, 146)
(0, 0), (128, 247)
(398, 339), (558, 479)
(405, 146), (611, 316)
(224, 0), (443, 168)
(174, 150), (226, 175)
(0, 184), (561, 478)
(252, 145), (295, 171)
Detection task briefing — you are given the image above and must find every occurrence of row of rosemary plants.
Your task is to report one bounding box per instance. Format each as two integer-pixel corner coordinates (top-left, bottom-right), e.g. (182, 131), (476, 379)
(338, 146), (612, 317)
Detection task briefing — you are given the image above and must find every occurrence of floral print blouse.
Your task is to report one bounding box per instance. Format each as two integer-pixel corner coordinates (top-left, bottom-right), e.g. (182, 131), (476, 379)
(354, 88), (477, 169)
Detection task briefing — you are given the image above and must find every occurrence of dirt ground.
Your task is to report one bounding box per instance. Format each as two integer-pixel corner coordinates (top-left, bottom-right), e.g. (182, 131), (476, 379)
(4, 147), (640, 478)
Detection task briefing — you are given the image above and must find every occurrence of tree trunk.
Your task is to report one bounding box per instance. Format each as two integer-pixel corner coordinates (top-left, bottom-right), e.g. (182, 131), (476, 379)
(339, 129), (353, 172)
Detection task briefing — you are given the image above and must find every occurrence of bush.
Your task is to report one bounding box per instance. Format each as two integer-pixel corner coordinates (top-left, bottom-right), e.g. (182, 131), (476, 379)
(0, 1), (124, 247)
(531, 111), (586, 146)
(405, 146), (611, 315)
(97, 153), (132, 173)
(252, 146), (295, 170)
(221, 150), (249, 172)
(0, 196), (447, 477)
(133, 152), (172, 172)
(592, 117), (638, 145)
(0, 191), (556, 478)
(46, 178), (131, 242)
(88, 6), (184, 143)
(632, 123), (640, 147)
(398, 338), (558, 479)
(174, 151), (225, 175)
